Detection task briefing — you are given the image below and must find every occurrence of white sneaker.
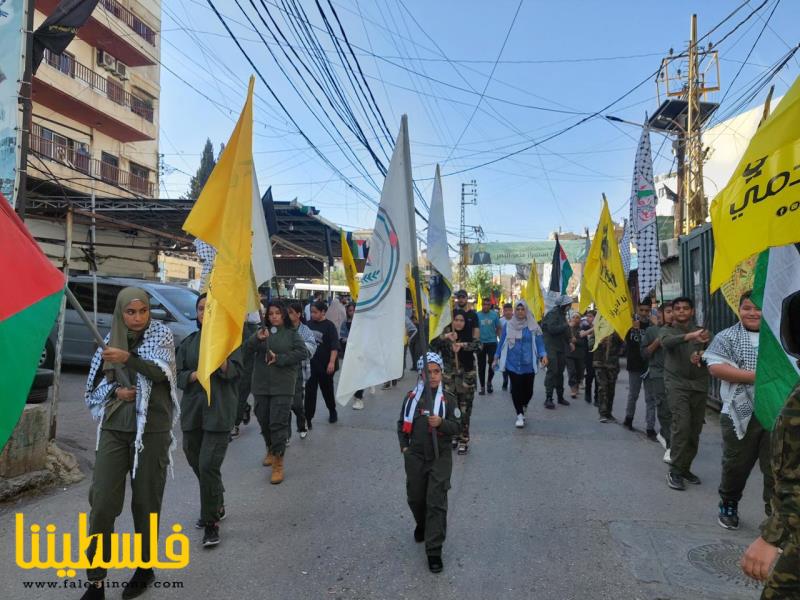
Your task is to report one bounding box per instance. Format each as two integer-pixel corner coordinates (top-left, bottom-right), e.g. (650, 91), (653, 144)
(299, 430), (308, 439)
(352, 399), (364, 410)
(515, 414), (525, 428)
(663, 448), (672, 464)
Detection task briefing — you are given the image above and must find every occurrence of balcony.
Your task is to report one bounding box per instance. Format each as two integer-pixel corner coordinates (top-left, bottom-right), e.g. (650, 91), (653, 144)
(99, 0), (156, 46)
(35, 0), (157, 67)
(30, 125), (155, 197)
(33, 51), (156, 143)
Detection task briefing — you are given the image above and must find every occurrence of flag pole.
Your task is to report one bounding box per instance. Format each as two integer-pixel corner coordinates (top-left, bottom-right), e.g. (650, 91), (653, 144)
(400, 115), (438, 459)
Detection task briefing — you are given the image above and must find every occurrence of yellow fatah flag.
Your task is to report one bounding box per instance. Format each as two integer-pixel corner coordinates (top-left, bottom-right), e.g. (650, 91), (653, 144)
(583, 197), (633, 339)
(591, 313), (615, 352)
(341, 230), (359, 301)
(709, 75), (800, 292)
(182, 77), (257, 401)
(523, 259), (545, 321)
(475, 294), (482, 311)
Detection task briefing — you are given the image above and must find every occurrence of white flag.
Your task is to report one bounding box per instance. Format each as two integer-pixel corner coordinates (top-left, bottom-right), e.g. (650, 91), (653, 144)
(426, 165), (453, 340)
(252, 172), (275, 286)
(628, 124), (660, 300)
(336, 116), (415, 405)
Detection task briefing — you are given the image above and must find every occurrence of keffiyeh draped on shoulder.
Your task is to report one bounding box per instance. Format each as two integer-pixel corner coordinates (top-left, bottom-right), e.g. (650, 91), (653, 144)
(85, 320), (180, 477)
(704, 321), (759, 439)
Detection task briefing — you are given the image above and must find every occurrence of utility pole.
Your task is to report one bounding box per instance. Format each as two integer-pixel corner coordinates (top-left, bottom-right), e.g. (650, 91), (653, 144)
(458, 180), (477, 288)
(656, 14), (720, 237)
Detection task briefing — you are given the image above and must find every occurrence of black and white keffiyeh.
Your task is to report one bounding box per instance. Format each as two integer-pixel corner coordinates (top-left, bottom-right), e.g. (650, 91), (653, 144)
(85, 320), (180, 478)
(704, 321), (759, 439)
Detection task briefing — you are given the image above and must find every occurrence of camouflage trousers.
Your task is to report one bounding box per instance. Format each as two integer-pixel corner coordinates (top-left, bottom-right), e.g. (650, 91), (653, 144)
(594, 365), (619, 420)
(761, 543), (799, 599)
(445, 370), (475, 442)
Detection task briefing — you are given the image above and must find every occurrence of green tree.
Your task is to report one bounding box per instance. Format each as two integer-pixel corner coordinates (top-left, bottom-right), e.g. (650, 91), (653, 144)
(467, 266), (492, 299)
(183, 139), (216, 201)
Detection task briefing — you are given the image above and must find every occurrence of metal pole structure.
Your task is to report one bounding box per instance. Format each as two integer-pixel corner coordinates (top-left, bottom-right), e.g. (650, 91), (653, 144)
(400, 115), (438, 459)
(15, 0), (35, 216)
(91, 190), (97, 325)
(49, 207), (73, 440)
(685, 14), (706, 233)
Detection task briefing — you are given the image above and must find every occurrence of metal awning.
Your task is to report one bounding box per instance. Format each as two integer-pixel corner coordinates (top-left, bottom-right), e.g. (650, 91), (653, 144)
(24, 189), (343, 278)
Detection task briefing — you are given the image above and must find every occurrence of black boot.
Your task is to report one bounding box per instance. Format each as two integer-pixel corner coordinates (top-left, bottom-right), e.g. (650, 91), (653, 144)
(121, 568), (154, 600)
(427, 555), (443, 573)
(623, 416), (634, 431)
(544, 398), (555, 410)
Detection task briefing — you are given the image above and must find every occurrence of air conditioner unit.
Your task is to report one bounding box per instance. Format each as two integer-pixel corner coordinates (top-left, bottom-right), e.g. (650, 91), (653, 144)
(659, 238), (679, 261)
(97, 50), (116, 70)
(115, 62), (128, 80)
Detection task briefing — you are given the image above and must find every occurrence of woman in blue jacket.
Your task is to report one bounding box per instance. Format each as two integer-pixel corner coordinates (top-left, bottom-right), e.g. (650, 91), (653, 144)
(494, 300), (548, 428)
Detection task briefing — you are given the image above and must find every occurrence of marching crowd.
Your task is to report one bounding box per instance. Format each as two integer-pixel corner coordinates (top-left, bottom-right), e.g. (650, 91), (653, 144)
(78, 283), (798, 597)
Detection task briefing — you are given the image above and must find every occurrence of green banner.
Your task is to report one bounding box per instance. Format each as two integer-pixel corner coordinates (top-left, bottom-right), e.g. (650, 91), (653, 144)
(466, 240), (588, 266)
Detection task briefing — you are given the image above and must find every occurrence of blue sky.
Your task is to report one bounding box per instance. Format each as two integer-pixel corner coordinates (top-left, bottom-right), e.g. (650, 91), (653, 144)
(158, 0), (800, 248)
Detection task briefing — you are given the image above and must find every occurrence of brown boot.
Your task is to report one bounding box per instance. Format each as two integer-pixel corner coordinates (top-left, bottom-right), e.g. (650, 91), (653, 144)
(271, 455), (284, 484)
(263, 452), (273, 467)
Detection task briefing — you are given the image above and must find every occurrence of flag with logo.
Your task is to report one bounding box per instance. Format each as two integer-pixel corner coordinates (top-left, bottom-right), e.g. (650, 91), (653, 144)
(427, 165), (453, 341)
(0, 194), (64, 452)
(336, 116), (415, 405)
(710, 74), (800, 292)
(619, 219), (632, 277)
(524, 259), (546, 321)
(628, 125), (660, 299)
(579, 228), (592, 312)
(582, 197), (633, 339)
(751, 244), (800, 429)
(183, 77), (259, 400)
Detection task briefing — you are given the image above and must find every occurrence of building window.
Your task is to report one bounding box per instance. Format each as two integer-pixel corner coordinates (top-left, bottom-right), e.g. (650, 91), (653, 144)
(129, 161), (150, 195)
(44, 50), (75, 77)
(32, 124), (90, 174)
(101, 152), (119, 185)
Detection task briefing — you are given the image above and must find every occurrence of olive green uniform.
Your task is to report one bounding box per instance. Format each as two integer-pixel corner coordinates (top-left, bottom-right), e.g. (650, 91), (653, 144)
(541, 307), (570, 402)
(660, 323), (710, 477)
(641, 325), (671, 446)
(431, 336), (481, 443)
(176, 331), (241, 524)
(593, 334), (622, 420)
(397, 387), (461, 557)
(246, 327), (306, 457)
(566, 323), (586, 389)
(236, 322), (259, 426)
(87, 344), (174, 582)
(759, 383), (800, 599)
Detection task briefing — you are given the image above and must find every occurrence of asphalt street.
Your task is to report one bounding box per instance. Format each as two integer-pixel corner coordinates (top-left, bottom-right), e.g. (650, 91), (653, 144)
(1, 364), (767, 600)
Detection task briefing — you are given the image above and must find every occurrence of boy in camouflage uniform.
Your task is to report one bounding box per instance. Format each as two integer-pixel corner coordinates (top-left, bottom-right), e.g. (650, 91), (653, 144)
(741, 290), (800, 599)
(594, 332), (622, 423)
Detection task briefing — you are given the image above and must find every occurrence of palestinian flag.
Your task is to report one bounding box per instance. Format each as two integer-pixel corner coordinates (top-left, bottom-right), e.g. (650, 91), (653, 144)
(0, 195), (64, 452)
(548, 234), (573, 295)
(752, 244), (800, 430)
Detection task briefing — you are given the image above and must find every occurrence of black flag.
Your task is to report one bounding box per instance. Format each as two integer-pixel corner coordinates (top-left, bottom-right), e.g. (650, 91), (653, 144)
(32, 0), (101, 74)
(324, 227), (334, 267)
(261, 186), (279, 237)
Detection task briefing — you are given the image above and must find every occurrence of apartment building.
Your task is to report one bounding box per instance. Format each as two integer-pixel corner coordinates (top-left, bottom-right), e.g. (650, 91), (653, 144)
(27, 0), (160, 201)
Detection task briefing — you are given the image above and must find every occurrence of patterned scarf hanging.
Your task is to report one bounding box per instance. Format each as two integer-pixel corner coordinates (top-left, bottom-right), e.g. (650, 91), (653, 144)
(704, 321), (759, 439)
(85, 320), (180, 477)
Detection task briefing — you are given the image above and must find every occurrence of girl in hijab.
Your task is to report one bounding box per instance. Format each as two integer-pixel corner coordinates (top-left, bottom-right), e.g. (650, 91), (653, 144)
(245, 300), (306, 484)
(82, 287), (180, 600)
(494, 300), (548, 428)
(176, 293), (242, 548)
(431, 312), (481, 454)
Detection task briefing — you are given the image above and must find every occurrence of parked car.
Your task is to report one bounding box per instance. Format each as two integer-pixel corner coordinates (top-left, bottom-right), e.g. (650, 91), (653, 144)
(40, 276), (200, 368)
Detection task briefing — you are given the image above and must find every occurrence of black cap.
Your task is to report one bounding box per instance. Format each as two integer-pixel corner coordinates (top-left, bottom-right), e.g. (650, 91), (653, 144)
(780, 290), (800, 360)
(455, 289), (468, 298)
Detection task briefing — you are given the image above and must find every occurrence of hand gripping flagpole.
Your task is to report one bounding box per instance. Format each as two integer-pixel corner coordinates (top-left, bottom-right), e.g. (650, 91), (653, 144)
(400, 115), (439, 459)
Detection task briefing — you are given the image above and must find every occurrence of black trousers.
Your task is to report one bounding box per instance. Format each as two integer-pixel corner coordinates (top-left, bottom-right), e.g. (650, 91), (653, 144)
(304, 366), (336, 424)
(477, 342), (497, 389)
(584, 351), (596, 401)
(508, 371), (534, 415)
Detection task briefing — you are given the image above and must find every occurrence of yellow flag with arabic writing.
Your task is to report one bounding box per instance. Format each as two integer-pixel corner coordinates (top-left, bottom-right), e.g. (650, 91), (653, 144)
(592, 312), (615, 352)
(341, 230), (359, 301)
(523, 259), (545, 321)
(582, 197), (633, 339)
(710, 75), (800, 292)
(182, 77), (257, 401)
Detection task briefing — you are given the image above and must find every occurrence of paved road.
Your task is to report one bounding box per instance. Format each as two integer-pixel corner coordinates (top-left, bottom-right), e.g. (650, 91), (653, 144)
(1, 365), (767, 599)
